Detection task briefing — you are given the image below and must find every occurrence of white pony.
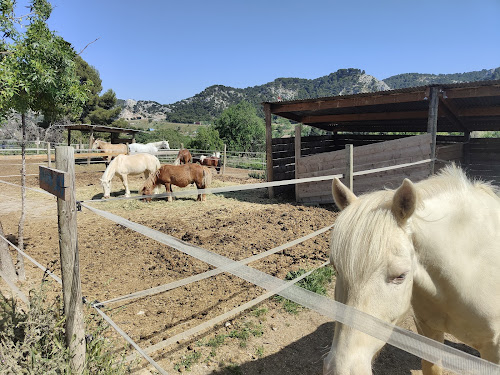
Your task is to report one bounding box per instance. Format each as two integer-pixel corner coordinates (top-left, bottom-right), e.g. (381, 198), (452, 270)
(325, 165), (500, 375)
(128, 140), (170, 154)
(100, 153), (161, 198)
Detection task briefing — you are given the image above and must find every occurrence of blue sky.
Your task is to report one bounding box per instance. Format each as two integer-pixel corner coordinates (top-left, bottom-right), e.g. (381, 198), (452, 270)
(32, 0), (500, 104)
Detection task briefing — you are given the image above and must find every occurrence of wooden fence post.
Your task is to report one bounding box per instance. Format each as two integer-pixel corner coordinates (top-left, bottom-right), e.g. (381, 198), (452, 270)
(427, 86), (439, 175)
(55, 146), (85, 374)
(264, 103), (274, 199)
(345, 144), (353, 191)
(47, 142), (51, 167)
(223, 144), (227, 176)
(295, 125), (302, 201)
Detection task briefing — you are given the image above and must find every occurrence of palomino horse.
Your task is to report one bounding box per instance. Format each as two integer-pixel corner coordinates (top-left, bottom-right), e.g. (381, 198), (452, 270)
(325, 165), (500, 374)
(100, 153), (160, 198)
(173, 149), (192, 165)
(141, 163), (212, 202)
(128, 140), (170, 154)
(91, 139), (128, 163)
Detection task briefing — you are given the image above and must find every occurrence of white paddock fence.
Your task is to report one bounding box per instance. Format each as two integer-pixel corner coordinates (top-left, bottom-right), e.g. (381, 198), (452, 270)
(0, 155), (499, 375)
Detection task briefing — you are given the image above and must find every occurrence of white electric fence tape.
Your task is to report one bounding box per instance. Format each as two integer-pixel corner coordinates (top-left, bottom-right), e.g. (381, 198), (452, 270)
(82, 202), (500, 374)
(80, 158), (432, 204)
(0, 234), (168, 374)
(124, 261), (330, 363)
(0, 269), (29, 305)
(98, 224), (334, 306)
(0, 233), (62, 285)
(92, 306), (169, 375)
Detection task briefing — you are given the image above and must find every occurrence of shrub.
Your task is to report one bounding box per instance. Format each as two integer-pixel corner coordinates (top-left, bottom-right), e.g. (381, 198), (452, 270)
(0, 279), (129, 374)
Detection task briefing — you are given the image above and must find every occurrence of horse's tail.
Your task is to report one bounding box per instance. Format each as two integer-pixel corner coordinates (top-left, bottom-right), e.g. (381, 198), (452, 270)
(202, 167), (212, 188)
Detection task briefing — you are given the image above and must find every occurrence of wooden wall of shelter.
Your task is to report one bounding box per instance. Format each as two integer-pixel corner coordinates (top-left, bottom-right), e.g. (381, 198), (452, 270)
(295, 134), (433, 204)
(264, 81), (500, 203)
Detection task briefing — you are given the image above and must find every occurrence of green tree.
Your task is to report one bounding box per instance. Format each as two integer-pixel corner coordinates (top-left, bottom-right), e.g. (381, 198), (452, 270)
(189, 125), (223, 150)
(214, 101), (265, 152)
(0, 0), (88, 279)
(74, 55), (102, 123)
(87, 89), (121, 125)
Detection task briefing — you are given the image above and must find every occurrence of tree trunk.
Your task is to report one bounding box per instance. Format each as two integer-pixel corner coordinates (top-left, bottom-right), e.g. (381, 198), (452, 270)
(17, 113), (26, 281)
(0, 221), (17, 282)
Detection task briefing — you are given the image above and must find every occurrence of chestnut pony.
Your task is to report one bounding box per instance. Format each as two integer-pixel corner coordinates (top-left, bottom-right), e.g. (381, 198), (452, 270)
(173, 149), (192, 165)
(141, 163), (212, 202)
(325, 165), (500, 375)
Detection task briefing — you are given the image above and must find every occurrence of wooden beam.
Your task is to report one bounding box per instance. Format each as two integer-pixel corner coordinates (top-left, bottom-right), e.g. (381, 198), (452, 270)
(269, 91), (428, 114)
(459, 107), (500, 117)
(301, 110), (428, 124)
(442, 85), (500, 99)
(438, 98), (469, 133)
(264, 103), (274, 199)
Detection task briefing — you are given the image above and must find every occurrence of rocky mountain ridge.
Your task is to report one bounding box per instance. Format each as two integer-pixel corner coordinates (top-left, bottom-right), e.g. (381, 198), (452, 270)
(119, 67), (500, 123)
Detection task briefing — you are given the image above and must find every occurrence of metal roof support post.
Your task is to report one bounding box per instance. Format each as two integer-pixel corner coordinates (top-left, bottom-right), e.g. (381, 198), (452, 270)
(264, 103), (274, 198)
(427, 87), (439, 175)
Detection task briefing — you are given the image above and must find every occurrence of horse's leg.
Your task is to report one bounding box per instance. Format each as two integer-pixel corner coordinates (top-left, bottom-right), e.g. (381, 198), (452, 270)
(414, 319), (444, 375)
(121, 174), (131, 197)
(165, 183), (172, 202)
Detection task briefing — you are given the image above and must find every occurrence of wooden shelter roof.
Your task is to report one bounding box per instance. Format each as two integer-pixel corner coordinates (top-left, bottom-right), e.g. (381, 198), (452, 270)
(56, 124), (143, 135)
(264, 80), (500, 133)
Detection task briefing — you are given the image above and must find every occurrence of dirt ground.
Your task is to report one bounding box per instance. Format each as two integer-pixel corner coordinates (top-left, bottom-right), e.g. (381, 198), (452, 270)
(0, 157), (465, 375)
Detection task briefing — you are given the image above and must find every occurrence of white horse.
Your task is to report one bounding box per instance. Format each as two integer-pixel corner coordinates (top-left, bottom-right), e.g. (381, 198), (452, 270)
(100, 153), (161, 198)
(325, 165), (500, 375)
(127, 141), (169, 154)
(147, 140), (170, 150)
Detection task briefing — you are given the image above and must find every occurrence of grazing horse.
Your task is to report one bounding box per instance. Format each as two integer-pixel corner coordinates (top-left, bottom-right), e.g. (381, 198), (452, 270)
(100, 153), (160, 198)
(324, 165), (500, 375)
(141, 163), (212, 202)
(196, 155), (222, 174)
(91, 139), (128, 163)
(173, 149), (192, 165)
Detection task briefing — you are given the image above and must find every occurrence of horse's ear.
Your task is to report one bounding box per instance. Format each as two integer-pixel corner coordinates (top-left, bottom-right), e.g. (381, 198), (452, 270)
(392, 178), (417, 224)
(332, 178), (357, 210)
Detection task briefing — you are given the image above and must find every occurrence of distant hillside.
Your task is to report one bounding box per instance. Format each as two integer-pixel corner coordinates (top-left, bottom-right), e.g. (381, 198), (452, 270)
(383, 68), (500, 89)
(119, 67), (500, 124)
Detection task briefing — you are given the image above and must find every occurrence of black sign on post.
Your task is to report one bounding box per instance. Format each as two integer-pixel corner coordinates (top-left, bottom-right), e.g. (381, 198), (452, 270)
(39, 166), (69, 200)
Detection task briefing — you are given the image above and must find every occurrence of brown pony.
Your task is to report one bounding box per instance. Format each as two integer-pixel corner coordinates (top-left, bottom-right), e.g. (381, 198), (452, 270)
(195, 155), (222, 174)
(173, 149), (192, 165)
(140, 163), (212, 202)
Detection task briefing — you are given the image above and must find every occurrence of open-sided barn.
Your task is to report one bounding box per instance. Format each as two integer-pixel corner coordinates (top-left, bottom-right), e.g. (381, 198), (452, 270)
(263, 80), (500, 204)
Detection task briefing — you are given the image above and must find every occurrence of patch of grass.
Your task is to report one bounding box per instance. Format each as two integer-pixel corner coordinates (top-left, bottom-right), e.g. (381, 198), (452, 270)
(228, 322), (263, 347)
(255, 345), (265, 358)
(173, 351), (202, 371)
(275, 266), (335, 314)
(251, 306), (268, 318)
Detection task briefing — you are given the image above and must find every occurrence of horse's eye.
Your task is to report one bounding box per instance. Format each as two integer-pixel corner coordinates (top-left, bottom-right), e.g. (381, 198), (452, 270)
(390, 272), (408, 284)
